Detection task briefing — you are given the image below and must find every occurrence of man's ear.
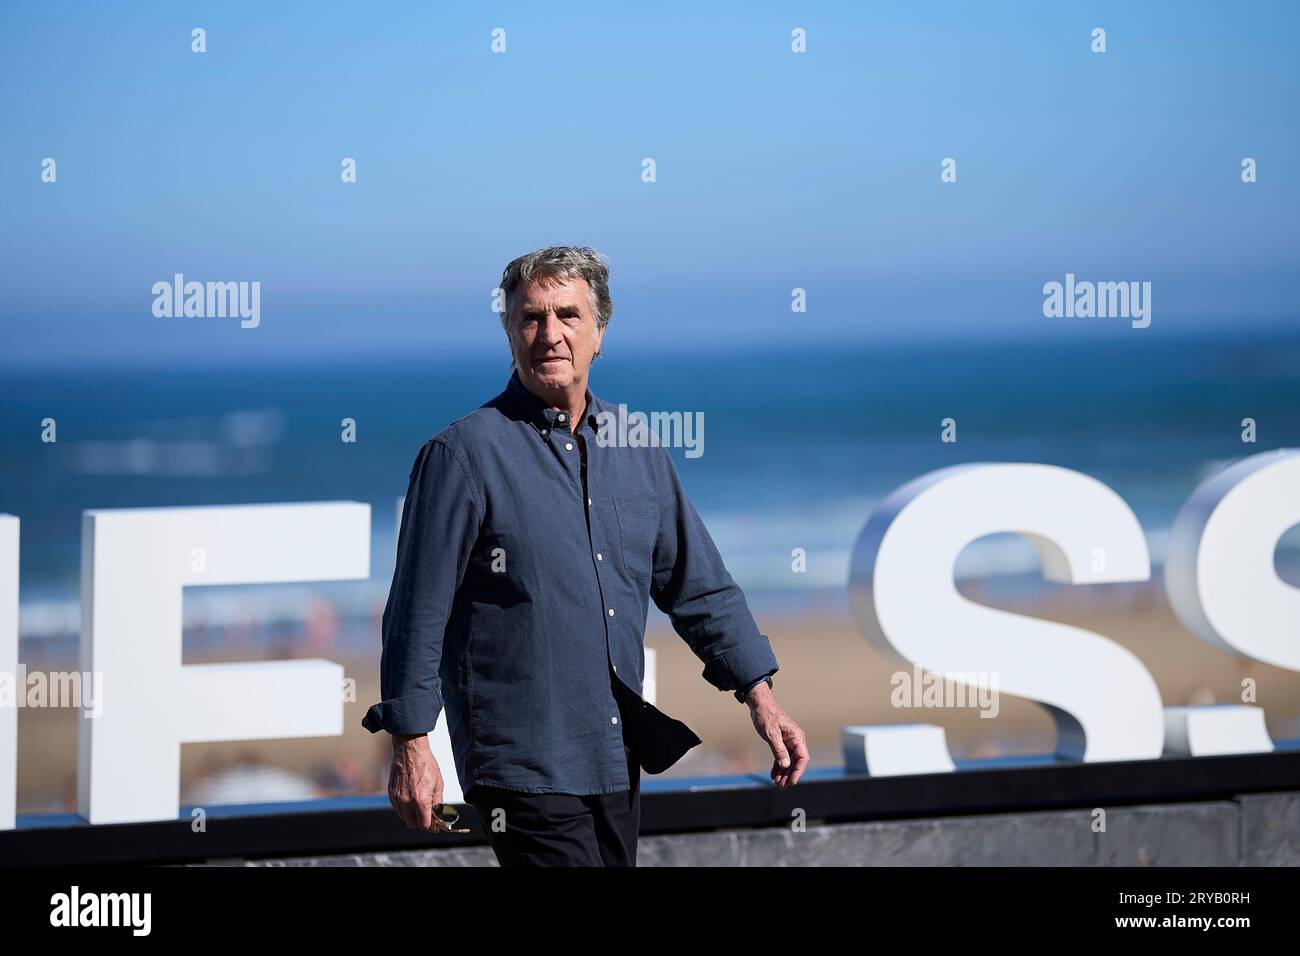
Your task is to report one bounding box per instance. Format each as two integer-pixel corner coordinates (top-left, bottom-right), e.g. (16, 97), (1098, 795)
(504, 315), (518, 369)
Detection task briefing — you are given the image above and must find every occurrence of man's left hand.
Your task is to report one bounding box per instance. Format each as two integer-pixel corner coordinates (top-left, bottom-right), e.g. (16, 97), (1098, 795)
(745, 684), (809, 789)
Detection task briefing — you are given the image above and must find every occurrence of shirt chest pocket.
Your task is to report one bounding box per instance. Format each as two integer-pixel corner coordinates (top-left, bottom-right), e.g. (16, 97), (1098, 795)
(612, 495), (659, 583)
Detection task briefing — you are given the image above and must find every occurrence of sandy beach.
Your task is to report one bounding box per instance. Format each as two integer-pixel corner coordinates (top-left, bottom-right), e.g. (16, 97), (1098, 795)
(13, 587), (1300, 815)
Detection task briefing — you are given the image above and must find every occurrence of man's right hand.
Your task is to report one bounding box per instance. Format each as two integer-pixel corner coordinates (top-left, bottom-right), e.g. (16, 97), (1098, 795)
(388, 732), (446, 831)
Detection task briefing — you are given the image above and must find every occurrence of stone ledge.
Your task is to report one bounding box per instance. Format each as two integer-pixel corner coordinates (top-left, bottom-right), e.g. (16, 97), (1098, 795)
(190, 790), (1300, 867)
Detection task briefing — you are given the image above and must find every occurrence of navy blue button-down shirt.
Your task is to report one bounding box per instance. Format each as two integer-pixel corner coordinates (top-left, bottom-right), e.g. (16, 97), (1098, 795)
(361, 369), (780, 795)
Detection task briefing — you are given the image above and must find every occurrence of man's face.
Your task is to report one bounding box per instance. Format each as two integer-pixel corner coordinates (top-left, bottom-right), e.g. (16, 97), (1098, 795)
(507, 275), (605, 395)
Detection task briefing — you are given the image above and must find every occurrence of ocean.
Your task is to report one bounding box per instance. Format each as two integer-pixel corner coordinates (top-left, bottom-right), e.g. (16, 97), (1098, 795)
(4, 330), (1300, 643)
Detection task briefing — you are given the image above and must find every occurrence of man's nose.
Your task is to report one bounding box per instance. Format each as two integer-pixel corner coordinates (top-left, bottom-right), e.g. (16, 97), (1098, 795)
(538, 314), (564, 343)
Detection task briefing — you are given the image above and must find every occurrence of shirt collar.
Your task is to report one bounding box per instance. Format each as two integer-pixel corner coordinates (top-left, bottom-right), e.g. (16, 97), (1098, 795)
(502, 368), (603, 437)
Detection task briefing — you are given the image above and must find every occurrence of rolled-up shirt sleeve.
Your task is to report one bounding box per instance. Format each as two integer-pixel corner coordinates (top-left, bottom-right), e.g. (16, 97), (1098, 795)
(361, 438), (482, 735)
(649, 447), (779, 695)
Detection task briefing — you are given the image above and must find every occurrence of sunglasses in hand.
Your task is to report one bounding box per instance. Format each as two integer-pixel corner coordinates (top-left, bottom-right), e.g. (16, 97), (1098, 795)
(431, 803), (471, 834)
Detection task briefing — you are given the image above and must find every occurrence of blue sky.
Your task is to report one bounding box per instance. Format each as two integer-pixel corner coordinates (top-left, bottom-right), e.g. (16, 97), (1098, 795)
(1, 0), (1297, 365)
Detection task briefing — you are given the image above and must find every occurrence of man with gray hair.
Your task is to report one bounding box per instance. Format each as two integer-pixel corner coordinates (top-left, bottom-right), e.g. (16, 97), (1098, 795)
(363, 245), (808, 866)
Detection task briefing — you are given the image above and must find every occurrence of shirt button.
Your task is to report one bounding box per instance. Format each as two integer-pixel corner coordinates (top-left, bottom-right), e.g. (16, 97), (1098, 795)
(611, 716), (619, 725)
(541, 428), (548, 436)
(596, 552), (603, 561)
(587, 497), (592, 505)
(612, 664), (618, 672)
(607, 608), (615, 617)
(565, 442), (573, 450)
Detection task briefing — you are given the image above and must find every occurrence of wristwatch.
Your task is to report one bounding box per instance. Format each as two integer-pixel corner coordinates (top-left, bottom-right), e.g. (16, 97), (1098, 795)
(734, 674), (773, 703)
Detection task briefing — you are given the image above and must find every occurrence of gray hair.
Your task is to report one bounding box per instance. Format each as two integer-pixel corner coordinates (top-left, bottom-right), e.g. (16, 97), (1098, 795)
(499, 246), (614, 370)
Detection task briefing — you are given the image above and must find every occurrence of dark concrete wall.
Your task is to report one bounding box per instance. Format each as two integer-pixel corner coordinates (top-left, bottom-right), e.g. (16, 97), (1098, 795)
(194, 789), (1300, 866)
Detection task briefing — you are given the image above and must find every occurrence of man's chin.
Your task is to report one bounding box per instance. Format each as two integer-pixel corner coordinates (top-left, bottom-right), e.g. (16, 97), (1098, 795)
(532, 361), (572, 385)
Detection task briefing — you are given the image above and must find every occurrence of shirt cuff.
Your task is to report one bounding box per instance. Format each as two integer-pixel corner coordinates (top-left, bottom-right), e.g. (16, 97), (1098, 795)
(700, 638), (779, 694)
(360, 690), (443, 735)
(739, 672), (773, 695)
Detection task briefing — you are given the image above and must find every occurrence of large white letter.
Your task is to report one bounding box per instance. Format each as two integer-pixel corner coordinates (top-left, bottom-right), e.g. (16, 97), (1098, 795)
(1162, 449), (1300, 755)
(78, 502), (370, 824)
(848, 464), (1160, 767)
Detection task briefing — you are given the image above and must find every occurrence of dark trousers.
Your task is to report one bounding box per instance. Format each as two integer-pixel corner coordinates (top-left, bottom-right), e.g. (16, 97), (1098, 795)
(464, 740), (641, 867)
